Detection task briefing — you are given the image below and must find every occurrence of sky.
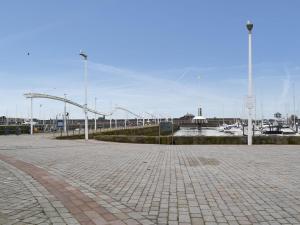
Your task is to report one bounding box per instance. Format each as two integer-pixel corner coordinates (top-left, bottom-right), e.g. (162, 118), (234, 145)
(0, 0), (300, 119)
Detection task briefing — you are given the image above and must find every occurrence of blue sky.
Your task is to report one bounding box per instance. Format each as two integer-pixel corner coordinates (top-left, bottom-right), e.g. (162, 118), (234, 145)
(0, 0), (300, 119)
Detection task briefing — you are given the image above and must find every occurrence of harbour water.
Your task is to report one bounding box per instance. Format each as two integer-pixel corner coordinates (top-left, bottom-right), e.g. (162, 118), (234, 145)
(174, 127), (231, 136)
(174, 126), (300, 136)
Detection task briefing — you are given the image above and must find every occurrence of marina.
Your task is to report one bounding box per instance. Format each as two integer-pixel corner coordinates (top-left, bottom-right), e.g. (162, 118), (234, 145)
(1, 1), (300, 225)
(174, 125), (299, 137)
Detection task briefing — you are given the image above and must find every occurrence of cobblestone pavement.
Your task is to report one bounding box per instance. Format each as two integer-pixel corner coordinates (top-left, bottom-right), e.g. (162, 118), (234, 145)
(0, 135), (300, 225)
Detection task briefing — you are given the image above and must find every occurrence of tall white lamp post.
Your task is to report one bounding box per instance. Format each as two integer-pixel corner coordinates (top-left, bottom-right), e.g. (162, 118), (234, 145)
(94, 97), (97, 131)
(64, 94), (67, 133)
(246, 21), (253, 145)
(30, 97), (33, 135)
(80, 51), (89, 140)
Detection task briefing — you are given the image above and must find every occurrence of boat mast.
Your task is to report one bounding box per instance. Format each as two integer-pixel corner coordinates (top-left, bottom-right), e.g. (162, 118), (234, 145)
(261, 101), (264, 128)
(222, 104), (225, 125)
(293, 83), (296, 128)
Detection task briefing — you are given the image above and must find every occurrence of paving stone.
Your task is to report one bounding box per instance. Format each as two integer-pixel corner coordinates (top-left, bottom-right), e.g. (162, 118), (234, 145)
(0, 135), (300, 224)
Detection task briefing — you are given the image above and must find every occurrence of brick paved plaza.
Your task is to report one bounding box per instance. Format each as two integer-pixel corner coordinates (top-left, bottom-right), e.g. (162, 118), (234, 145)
(0, 135), (300, 225)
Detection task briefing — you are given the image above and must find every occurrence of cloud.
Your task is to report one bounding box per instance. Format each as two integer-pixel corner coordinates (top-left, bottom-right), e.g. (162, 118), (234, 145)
(1, 60), (299, 119)
(86, 62), (246, 118)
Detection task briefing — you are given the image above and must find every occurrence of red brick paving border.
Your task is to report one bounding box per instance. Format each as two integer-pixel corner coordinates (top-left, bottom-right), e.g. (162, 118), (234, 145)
(0, 154), (126, 225)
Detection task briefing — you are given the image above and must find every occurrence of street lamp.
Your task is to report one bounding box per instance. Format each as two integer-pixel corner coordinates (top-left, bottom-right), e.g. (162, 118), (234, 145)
(94, 97), (97, 131)
(64, 94), (67, 133)
(79, 51), (89, 140)
(246, 21), (253, 145)
(30, 97), (33, 135)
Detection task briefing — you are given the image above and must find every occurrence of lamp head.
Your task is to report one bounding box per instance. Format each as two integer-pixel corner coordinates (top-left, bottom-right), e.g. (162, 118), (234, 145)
(246, 20), (253, 33)
(79, 50), (88, 60)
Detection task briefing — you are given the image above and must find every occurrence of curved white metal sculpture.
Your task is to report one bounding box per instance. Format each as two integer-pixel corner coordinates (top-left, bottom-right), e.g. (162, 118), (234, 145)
(24, 93), (112, 116)
(115, 106), (143, 119)
(115, 106), (144, 127)
(24, 92), (147, 135)
(144, 112), (158, 124)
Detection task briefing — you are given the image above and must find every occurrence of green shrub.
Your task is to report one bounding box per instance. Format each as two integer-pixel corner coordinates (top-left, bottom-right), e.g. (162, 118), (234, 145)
(56, 125), (180, 140)
(95, 135), (155, 144)
(253, 136), (300, 145)
(0, 125), (30, 135)
(172, 136), (247, 145)
(56, 127), (300, 145)
(101, 127), (158, 136)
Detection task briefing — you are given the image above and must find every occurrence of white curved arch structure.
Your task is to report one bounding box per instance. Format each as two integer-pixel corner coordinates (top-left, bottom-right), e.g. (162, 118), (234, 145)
(144, 112), (157, 119)
(144, 112), (159, 124)
(24, 92), (148, 134)
(24, 93), (112, 116)
(115, 106), (143, 119)
(24, 93), (146, 118)
(116, 106), (146, 128)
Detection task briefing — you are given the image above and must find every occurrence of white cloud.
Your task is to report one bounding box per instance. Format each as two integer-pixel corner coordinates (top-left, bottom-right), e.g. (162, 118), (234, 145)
(1, 61), (300, 119)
